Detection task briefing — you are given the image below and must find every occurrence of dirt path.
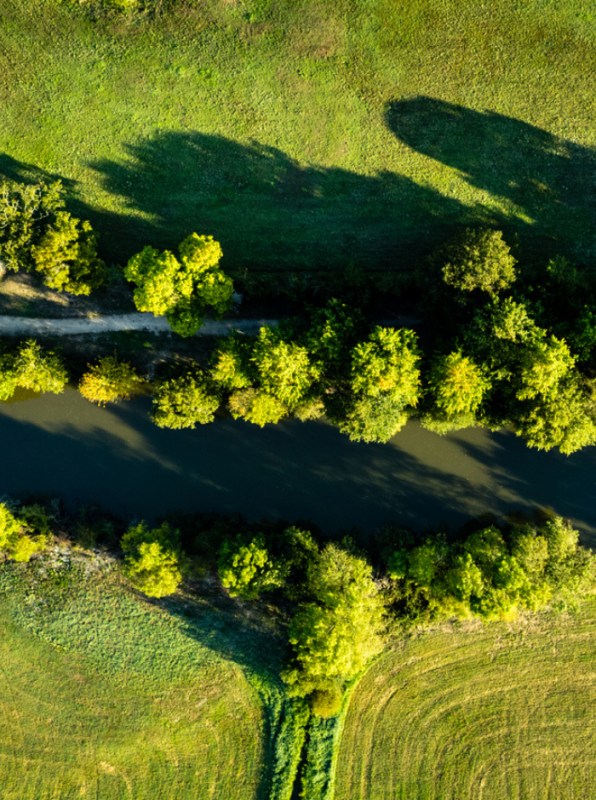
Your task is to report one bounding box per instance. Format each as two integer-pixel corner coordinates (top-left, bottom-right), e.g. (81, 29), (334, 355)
(0, 313), (278, 337)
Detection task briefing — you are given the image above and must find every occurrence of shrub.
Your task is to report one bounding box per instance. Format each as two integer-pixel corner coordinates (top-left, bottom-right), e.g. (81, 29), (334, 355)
(151, 371), (220, 429)
(437, 227), (516, 295)
(310, 686), (343, 718)
(218, 533), (288, 599)
(228, 388), (288, 426)
(121, 521), (182, 598)
(79, 355), (142, 405)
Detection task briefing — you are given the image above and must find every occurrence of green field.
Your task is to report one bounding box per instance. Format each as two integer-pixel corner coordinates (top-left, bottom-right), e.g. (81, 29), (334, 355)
(0, 554), (266, 799)
(1, 0), (595, 273)
(335, 603), (596, 800)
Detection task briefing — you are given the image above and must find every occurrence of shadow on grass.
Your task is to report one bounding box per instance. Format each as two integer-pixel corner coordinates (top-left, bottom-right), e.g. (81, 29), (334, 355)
(386, 96), (596, 263)
(2, 98), (595, 273)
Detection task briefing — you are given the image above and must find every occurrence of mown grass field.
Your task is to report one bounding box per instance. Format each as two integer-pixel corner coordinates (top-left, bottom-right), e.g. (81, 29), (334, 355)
(0, 0), (595, 273)
(0, 553), (266, 800)
(335, 602), (596, 800)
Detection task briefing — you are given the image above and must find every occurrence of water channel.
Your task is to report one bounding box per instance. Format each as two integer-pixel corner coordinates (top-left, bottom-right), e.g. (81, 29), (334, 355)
(1, 387), (595, 544)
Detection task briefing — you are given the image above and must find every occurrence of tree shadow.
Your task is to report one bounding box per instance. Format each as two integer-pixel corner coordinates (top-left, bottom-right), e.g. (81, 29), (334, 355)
(386, 96), (596, 264)
(87, 131), (464, 268)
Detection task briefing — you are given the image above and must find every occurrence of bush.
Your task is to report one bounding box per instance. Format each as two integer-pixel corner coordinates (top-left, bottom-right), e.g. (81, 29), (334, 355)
(310, 686), (343, 718)
(0, 502), (47, 562)
(121, 521), (182, 598)
(79, 355), (142, 405)
(151, 371), (220, 429)
(228, 388), (288, 426)
(218, 533), (288, 599)
(437, 227), (516, 295)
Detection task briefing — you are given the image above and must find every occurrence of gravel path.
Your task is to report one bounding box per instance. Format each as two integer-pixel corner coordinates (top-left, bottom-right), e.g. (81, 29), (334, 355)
(0, 313), (278, 337)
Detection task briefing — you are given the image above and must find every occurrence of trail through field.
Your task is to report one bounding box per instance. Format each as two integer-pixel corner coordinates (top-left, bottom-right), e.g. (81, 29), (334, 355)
(0, 314), (277, 336)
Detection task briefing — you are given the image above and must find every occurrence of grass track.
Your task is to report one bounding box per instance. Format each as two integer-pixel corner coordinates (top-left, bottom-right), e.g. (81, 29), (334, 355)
(0, 557), (265, 800)
(0, 0), (595, 270)
(335, 603), (596, 800)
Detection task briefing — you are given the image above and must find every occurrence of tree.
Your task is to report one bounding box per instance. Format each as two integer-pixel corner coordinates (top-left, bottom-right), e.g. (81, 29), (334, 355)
(422, 350), (490, 434)
(121, 521), (182, 598)
(0, 180), (63, 273)
(11, 340), (68, 395)
(445, 552), (485, 602)
(30, 211), (106, 295)
(0, 180), (105, 293)
(210, 333), (253, 391)
(124, 233), (234, 336)
(350, 326), (420, 402)
(218, 533), (287, 599)
(437, 227), (516, 295)
(151, 370), (220, 429)
(228, 388), (288, 426)
(79, 355), (142, 405)
(283, 544), (385, 698)
(0, 502), (47, 562)
(251, 326), (317, 410)
(305, 300), (366, 386)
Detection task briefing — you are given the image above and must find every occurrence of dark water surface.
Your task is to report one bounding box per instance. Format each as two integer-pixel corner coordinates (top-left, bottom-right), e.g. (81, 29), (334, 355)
(1, 388), (595, 544)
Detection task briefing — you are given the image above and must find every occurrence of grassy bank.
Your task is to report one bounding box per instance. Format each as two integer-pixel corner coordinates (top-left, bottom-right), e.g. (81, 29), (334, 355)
(0, 552), (266, 799)
(335, 602), (596, 800)
(0, 0), (595, 273)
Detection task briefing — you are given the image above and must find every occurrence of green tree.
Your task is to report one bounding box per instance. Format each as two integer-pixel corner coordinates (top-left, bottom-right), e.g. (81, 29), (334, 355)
(121, 521), (182, 598)
(0, 180), (63, 273)
(218, 533), (288, 599)
(350, 327), (420, 402)
(79, 355), (142, 406)
(210, 333), (253, 391)
(422, 350), (490, 434)
(151, 370), (220, 429)
(30, 211), (106, 295)
(124, 234), (234, 336)
(228, 388), (288, 426)
(305, 300), (366, 385)
(0, 502), (47, 562)
(445, 552), (485, 602)
(338, 394), (409, 443)
(438, 227), (516, 295)
(10, 340), (68, 395)
(251, 326), (317, 410)
(283, 544), (385, 698)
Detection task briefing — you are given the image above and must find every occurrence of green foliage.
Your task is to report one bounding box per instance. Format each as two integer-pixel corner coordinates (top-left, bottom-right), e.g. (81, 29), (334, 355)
(437, 227), (517, 295)
(151, 370), (220, 429)
(310, 686), (343, 718)
(79, 354), (142, 405)
(0, 340), (68, 400)
(283, 544), (385, 697)
(428, 350), (490, 420)
(218, 533), (288, 599)
(121, 521), (182, 597)
(386, 516), (596, 624)
(0, 502), (47, 562)
(350, 327), (420, 403)
(125, 234), (234, 337)
(0, 180), (63, 273)
(210, 334), (253, 391)
(252, 326), (317, 410)
(228, 388), (288, 426)
(305, 300), (366, 385)
(30, 211), (106, 295)
(299, 715), (338, 800)
(0, 180), (104, 293)
(337, 393), (409, 443)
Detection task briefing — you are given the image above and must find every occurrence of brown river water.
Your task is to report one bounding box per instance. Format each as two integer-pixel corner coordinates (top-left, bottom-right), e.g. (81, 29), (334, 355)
(1, 387), (595, 544)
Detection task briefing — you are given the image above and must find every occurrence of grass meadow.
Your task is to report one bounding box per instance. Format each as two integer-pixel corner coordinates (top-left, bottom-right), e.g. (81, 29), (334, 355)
(0, 553), (266, 800)
(334, 602), (596, 800)
(0, 0), (595, 274)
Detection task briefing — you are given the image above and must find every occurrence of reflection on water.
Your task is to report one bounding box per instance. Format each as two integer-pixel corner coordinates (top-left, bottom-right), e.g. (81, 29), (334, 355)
(1, 387), (42, 404)
(0, 387), (595, 545)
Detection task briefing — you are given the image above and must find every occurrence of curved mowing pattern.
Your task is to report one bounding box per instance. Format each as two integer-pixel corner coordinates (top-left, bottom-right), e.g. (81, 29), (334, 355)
(335, 607), (596, 800)
(0, 568), (264, 800)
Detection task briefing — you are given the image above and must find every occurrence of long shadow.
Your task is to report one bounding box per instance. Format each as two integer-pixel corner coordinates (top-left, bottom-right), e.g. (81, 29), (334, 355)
(3, 105), (594, 272)
(87, 131), (465, 268)
(386, 96), (596, 263)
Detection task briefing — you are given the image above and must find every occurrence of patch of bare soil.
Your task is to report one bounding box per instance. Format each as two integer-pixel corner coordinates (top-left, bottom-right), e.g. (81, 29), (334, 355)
(0, 272), (135, 319)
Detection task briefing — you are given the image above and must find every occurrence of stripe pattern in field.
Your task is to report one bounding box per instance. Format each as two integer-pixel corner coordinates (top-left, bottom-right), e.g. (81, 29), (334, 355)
(335, 608), (596, 800)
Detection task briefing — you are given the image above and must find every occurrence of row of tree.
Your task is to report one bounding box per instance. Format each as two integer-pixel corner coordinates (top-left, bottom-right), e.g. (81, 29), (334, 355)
(2, 497), (594, 716)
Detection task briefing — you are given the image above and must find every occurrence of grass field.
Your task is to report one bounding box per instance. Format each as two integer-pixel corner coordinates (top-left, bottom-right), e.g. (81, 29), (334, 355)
(0, 552), (266, 799)
(0, 0), (595, 274)
(334, 603), (596, 800)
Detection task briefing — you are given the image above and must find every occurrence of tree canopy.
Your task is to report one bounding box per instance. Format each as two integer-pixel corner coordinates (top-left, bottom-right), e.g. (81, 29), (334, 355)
(124, 233), (234, 336)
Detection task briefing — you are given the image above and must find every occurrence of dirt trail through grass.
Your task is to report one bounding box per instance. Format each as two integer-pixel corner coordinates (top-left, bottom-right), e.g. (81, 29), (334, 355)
(0, 313), (277, 336)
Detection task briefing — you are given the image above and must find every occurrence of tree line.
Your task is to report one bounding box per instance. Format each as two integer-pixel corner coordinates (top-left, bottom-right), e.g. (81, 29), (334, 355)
(1, 498), (594, 716)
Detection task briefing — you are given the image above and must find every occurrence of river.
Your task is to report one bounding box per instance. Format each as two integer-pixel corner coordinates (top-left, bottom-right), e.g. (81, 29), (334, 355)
(1, 387), (595, 544)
